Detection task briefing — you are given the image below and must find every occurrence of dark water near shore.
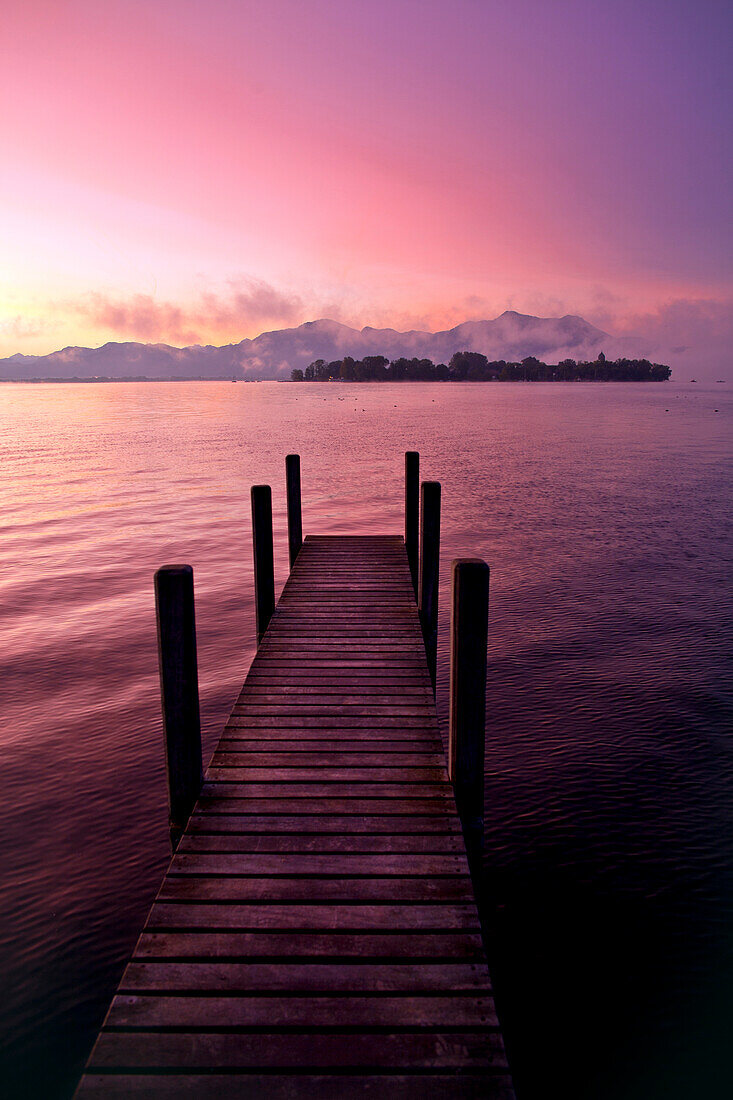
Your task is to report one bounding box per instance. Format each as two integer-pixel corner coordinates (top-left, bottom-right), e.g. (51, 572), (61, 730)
(1, 380), (731, 1098)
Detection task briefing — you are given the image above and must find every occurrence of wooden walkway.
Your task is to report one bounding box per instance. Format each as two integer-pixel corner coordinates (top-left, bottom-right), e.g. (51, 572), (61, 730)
(77, 535), (513, 1097)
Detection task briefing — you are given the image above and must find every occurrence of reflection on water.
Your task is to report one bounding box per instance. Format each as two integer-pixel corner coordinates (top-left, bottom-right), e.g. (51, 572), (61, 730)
(0, 381), (731, 1098)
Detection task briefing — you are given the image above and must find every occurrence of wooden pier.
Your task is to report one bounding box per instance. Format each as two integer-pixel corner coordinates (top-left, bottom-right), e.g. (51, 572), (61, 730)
(77, 460), (513, 1097)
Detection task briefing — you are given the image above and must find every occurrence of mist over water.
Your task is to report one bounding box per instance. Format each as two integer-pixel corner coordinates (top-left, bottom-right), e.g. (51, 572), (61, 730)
(1, 380), (731, 1098)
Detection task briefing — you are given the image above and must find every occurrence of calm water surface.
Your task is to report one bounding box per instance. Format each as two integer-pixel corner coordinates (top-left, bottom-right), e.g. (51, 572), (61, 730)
(1, 381), (731, 1098)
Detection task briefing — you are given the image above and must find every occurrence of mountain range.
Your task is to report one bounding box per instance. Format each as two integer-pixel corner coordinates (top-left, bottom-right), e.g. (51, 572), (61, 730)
(0, 312), (649, 381)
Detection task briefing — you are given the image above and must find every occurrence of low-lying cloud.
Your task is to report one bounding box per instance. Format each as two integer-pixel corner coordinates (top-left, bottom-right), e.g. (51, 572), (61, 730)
(80, 294), (197, 344)
(599, 297), (733, 378)
(75, 278), (305, 345)
(612, 298), (733, 350)
(0, 314), (50, 341)
(199, 279), (303, 331)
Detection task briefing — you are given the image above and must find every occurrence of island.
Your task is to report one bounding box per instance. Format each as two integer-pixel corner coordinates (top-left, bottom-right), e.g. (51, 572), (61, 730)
(291, 351), (671, 382)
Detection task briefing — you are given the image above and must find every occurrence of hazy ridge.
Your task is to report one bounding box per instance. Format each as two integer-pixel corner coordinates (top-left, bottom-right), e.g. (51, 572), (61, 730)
(0, 312), (649, 381)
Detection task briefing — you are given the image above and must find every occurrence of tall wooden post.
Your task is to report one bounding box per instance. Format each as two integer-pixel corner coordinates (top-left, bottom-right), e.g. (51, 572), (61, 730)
(405, 451), (419, 597)
(286, 454), (303, 571)
(251, 485), (275, 645)
(154, 564), (203, 850)
(449, 558), (489, 874)
(418, 480), (441, 694)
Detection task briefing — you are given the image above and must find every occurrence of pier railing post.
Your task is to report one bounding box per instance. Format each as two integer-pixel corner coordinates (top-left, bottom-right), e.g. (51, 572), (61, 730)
(154, 564), (203, 851)
(286, 454), (303, 571)
(449, 558), (489, 874)
(418, 480), (441, 694)
(251, 484), (275, 645)
(405, 451), (419, 597)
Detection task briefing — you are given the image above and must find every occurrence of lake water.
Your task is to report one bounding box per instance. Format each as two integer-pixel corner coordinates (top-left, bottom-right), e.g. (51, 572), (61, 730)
(0, 380), (731, 1098)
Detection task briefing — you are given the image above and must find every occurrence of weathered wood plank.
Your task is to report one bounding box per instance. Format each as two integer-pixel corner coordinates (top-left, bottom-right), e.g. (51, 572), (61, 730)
(146, 903), (481, 931)
(119, 961), (491, 993)
(225, 716), (440, 728)
(133, 930), (484, 958)
(272, 625), (416, 630)
(274, 615), (416, 622)
(77, 1075), (516, 1099)
(186, 814), (462, 834)
(158, 877), (475, 903)
(211, 752), (446, 766)
(259, 636), (420, 645)
(168, 853), (469, 876)
(199, 785), (453, 801)
(238, 674), (431, 683)
(194, 799), (457, 815)
(88, 1031), (507, 1069)
(272, 607), (417, 614)
(256, 645), (419, 652)
(230, 706), (435, 718)
(196, 798), (455, 815)
(216, 736), (443, 748)
(205, 767), (448, 783)
(244, 682), (431, 690)
(218, 730), (443, 743)
(177, 834), (464, 853)
(106, 992), (498, 1028)
(235, 690), (430, 701)
(248, 659), (426, 668)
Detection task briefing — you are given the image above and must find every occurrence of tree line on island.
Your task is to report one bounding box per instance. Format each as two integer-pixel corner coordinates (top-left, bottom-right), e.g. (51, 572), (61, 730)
(291, 351), (671, 382)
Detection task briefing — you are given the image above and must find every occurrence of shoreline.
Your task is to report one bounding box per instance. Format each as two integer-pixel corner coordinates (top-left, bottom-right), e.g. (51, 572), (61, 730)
(0, 376), (676, 385)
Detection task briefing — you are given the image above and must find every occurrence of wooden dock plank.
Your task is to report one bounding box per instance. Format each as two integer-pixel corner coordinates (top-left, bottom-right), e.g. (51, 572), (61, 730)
(177, 833), (464, 852)
(177, 834), (464, 852)
(146, 902), (481, 931)
(186, 814), (463, 834)
(198, 787), (455, 801)
(168, 853), (470, 875)
(212, 751), (446, 764)
(132, 930), (487, 958)
(131, 930), (486, 958)
(88, 1030), (508, 1069)
(156, 877), (475, 902)
(205, 766), (448, 781)
(105, 992), (498, 1028)
(77, 535), (512, 1097)
(118, 961), (493, 993)
(77, 1075), (517, 1099)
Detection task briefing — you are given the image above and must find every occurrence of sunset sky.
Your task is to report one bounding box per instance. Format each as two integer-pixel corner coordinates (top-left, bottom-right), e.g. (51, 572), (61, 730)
(1, 0), (731, 369)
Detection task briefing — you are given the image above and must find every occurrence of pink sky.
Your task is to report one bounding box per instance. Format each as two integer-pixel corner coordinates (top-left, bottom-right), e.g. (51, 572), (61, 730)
(1, 0), (730, 371)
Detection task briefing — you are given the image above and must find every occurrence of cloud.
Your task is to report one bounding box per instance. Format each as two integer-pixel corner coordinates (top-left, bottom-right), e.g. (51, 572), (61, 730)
(612, 298), (733, 350)
(608, 298), (732, 378)
(358, 297), (498, 334)
(80, 293), (198, 344)
(199, 278), (303, 330)
(0, 315), (49, 340)
(74, 278), (305, 345)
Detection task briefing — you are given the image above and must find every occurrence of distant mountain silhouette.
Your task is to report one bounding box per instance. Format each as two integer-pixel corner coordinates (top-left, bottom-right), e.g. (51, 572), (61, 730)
(0, 312), (647, 380)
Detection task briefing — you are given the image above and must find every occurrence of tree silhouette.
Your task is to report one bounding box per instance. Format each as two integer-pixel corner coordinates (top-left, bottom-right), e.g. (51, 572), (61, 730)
(294, 353), (671, 383)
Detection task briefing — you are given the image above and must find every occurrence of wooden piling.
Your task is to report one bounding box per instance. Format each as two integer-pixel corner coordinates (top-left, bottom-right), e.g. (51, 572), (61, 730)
(418, 480), (441, 693)
(449, 558), (489, 874)
(285, 454), (303, 571)
(404, 451), (419, 597)
(251, 485), (275, 645)
(154, 565), (203, 849)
